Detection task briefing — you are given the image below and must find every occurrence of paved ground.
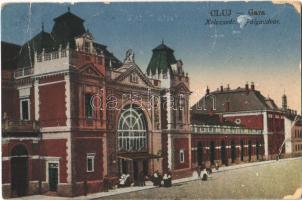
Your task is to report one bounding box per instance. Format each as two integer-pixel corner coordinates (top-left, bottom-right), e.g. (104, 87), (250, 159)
(101, 158), (302, 199)
(12, 158), (302, 200)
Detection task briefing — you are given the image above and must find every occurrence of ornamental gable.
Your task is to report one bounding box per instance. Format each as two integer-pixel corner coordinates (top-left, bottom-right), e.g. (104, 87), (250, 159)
(78, 63), (103, 78)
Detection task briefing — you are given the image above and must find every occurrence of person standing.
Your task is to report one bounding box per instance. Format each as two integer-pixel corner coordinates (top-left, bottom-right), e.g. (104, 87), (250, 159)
(196, 165), (201, 178)
(138, 170), (145, 186)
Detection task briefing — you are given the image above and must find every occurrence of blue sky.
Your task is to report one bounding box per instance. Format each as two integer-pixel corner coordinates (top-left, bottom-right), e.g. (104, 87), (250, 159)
(1, 2), (301, 112)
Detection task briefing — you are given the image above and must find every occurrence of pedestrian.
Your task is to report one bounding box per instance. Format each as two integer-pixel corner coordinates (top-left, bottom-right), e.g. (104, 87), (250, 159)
(138, 170), (145, 186)
(215, 162), (219, 171)
(196, 165), (201, 178)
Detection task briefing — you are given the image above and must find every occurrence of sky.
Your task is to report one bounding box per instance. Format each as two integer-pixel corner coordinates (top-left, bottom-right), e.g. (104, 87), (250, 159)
(1, 2), (301, 113)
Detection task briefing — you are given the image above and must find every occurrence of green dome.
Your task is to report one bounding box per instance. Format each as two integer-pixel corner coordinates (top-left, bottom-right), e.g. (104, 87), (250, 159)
(147, 42), (177, 76)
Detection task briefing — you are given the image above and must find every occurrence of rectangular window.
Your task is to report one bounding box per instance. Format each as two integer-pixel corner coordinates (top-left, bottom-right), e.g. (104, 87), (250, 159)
(20, 99), (30, 120)
(85, 94), (93, 118)
(179, 149), (185, 163)
(87, 153), (95, 172)
(178, 109), (183, 121)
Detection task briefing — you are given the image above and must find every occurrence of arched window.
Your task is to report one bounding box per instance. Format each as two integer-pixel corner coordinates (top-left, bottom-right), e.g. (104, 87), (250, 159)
(118, 105), (147, 152)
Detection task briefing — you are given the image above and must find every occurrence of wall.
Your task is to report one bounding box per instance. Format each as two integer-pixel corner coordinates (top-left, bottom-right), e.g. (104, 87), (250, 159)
(225, 115), (263, 129)
(173, 138), (189, 170)
(39, 76), (67, 127)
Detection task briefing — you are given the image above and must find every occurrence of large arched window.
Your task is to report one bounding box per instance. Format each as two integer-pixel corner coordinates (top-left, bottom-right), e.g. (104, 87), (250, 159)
(118, 105), (147, 152)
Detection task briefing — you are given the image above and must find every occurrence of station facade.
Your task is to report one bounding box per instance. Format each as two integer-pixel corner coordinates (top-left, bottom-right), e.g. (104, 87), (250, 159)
(1, 10), (292, 198)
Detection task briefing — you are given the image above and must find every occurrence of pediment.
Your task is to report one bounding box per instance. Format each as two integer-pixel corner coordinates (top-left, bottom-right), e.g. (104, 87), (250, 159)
(173, 82), (191, 94)
(114, 64), (154, 88)
(79, 63), (102, 77)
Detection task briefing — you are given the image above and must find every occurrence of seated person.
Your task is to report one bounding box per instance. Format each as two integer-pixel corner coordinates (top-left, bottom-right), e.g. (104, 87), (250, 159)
(152, 171), (162, 186)
(163, 173), (172, 187)
(118, 174), (131, 187)
(201, 169), (209, 181)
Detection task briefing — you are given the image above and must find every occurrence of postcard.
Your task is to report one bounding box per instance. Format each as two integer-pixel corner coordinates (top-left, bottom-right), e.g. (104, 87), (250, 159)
(1, 1), (301, 199)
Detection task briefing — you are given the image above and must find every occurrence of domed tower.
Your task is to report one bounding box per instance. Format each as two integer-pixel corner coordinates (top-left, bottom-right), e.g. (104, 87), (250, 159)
(147, 41), (190, 129)
(147, 41), (191, 177)
(51, 8), (86, 48)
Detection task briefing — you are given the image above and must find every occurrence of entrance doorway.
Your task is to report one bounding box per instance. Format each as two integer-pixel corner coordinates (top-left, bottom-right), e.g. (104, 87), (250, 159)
(231, 141), (236, 163)
(11, 145), (28, 196)
(133, 160), (139, 181)
(48, 162), (59, 192)
(118, 158), (149, 182)
(197, 142), (203, 166)
(221, 141), (226, 165)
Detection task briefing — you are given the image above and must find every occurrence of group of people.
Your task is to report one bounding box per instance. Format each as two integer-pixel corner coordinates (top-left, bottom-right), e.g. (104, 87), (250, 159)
(118, 174), (132, 187)
(196, 162), (219, 181)
(117, 170), (173, 188)
(151, 170), (172, 187)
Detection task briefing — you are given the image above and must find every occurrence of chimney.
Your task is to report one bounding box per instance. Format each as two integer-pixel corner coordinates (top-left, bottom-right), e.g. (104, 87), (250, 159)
(227, 84), (230, 90)
(251, 82), (255, 90)
(220, 85), (223, 92)
(206, 86), (210, 95)
(245, 82), (249, 91)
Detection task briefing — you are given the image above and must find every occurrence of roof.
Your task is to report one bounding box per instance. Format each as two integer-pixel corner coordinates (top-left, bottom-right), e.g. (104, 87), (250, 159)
(17, 30), (56, 68)
(1, 41), (21, 70)
(54, 10), (84, 22)
(191, 113), (241, 127)
(283, 109), (299, 121)
(26, 31), (56, 52)
(265, 98), (279, 110)
(153, 43), (174, 52)
(146, 42), (177, 76)
(51, 11), (86, 47)
(14, 11), (122, 69)
(93, 43), (122, 69)
(191, 86), (280, 115)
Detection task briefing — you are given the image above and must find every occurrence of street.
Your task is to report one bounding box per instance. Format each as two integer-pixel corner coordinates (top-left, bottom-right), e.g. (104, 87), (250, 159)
(102, 158), (302, 199)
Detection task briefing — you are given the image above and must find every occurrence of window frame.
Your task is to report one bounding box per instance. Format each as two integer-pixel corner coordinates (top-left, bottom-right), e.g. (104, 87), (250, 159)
(86, 153), (95, 172)
(179, 149), (185, 163)
(117, 106), (147, 152)
(85, 93), (93, 119)
(20, 98), (30, 121)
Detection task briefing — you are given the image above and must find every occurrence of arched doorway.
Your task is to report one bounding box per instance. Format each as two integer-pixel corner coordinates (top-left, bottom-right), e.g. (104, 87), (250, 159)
(117, 104), (148, 181)
(248, 140), (252, 161)
(11, 144), (28, 196)
(221, 141), (226, 165)
(231, 141), (236, 163)
(197, 142), (203, 166)
(256, 141), (260, 160)
(210, 141), (215, 165)
(240, 140), (244, 161)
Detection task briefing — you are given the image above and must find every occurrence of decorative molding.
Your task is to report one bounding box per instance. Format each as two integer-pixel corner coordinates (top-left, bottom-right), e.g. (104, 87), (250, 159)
(38, 80), (66, 87)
